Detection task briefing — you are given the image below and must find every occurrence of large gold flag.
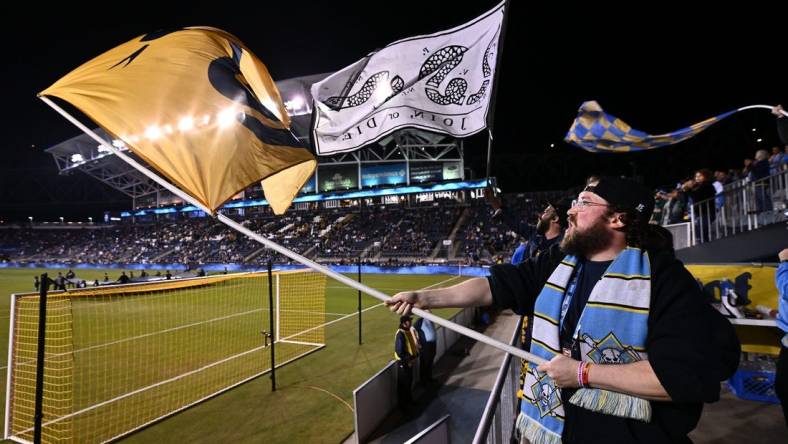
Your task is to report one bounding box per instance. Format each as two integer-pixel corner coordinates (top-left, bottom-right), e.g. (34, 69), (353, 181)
(40, 27), (315, 214)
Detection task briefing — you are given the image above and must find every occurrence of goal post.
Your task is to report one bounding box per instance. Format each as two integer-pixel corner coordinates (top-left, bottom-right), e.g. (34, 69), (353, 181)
(5, 270), (326, 444)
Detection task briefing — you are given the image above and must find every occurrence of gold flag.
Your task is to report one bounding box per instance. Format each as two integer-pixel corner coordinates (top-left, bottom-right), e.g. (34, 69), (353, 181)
(41, 27), (315, 214)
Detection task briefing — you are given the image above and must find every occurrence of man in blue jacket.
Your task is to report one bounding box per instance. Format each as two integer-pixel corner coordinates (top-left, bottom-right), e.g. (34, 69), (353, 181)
(775, 248), (788, 424)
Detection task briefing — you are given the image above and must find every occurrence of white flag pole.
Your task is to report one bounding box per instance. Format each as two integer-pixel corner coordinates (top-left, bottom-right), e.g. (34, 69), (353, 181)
(737, 104), (788, 117)
(39, 94), (547, 366)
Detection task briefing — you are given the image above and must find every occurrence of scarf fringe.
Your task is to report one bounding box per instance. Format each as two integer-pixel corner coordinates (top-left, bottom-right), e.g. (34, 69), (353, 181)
(568, 388), (652, 422)
(516, 412), (563, 444)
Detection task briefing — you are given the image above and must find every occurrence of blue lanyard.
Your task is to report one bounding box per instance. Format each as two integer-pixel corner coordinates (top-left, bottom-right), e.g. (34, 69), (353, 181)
(559, 263), (583, 332)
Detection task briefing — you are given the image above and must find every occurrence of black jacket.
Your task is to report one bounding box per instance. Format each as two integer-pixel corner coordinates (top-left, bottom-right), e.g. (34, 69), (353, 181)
(487, 243), (740, 443)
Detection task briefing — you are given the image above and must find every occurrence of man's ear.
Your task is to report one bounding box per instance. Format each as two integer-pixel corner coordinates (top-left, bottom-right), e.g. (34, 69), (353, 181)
(609, 212), (628, 229)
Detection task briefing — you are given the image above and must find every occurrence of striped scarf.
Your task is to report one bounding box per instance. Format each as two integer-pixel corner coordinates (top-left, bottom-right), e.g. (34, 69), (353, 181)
(516, 248), (652, 444)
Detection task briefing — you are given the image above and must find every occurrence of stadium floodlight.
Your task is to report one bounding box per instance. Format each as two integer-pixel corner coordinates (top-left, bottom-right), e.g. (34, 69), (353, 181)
(177, 116), (194, 132)
(284, 96), (304, 113)
(70, 154), (84, 163)
(757, 138), (763, 143)
(111, 139), (126, 148)
(144, 126), (162, 140)
(217, 108), (238, 128)
(27, 217), (32, 223)
(88, 217), (93, 223)
(59, 217), (64, 223)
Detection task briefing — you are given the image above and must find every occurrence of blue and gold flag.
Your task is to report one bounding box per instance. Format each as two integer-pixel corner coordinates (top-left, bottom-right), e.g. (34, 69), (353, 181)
(564, 101), (736, 153)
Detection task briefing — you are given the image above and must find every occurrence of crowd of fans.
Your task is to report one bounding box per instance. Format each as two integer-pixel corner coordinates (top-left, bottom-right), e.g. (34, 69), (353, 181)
(651, 145), (788, 230)
(2, 138), (786, 268)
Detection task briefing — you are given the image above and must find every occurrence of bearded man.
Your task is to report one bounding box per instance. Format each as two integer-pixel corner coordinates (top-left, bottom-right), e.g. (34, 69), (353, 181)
(386, 176), (739, 444)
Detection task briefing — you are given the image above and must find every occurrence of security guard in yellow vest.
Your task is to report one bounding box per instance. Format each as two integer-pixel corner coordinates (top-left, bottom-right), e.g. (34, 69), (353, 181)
(395, 315), (420, 410)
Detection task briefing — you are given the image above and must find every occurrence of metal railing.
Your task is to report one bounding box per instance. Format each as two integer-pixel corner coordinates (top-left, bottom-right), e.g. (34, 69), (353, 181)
(689, 169), (787, 246)
(472, 318), (521, 444)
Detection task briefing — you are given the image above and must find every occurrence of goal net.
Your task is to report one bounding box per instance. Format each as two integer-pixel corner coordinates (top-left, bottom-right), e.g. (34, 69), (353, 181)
(4, 270), (326, 443)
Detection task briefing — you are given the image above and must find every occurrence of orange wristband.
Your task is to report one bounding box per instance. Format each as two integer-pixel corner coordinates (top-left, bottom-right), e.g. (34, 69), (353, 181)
(582, 362), (592, 387)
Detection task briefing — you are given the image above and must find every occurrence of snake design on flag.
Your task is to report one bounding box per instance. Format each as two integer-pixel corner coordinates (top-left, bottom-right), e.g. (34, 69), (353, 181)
(325, 71), (404, 109)
(419, 45), (468, 106)
(466, 34), (496, 106)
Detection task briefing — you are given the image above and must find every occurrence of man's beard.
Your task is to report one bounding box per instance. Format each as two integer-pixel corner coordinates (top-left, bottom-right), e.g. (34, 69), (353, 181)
(536, 217), (550, 235)
(560, 216), (611, 257)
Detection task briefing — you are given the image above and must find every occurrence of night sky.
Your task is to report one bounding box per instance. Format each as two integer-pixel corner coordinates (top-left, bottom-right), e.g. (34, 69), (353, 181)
(1, 1), (785, 221)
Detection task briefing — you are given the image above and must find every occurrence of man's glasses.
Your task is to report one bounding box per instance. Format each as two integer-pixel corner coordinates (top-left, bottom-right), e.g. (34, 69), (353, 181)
(570, 199), (610, 210)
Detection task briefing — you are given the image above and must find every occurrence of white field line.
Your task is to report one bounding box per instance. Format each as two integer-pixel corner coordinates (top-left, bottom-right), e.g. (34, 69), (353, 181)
(0, 307), (345, 371)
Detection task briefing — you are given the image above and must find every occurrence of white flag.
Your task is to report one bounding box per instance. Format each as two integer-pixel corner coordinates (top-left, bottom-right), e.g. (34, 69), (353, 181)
(311, 1), (505, 155)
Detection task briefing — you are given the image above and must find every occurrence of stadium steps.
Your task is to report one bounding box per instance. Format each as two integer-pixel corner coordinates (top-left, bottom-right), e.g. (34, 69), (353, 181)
(427, 207), (467, 260)
(302, 244), (319, 258)
(446, 207), (473, 260)
(244, 246), (267, 262)
(150, 247), (177, 262)
(359, 242), (376, 259)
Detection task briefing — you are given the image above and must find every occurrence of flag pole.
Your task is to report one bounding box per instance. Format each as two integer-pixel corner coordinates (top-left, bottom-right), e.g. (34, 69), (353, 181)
(484, 0), (511, 179)
(39, 94), (547, 366)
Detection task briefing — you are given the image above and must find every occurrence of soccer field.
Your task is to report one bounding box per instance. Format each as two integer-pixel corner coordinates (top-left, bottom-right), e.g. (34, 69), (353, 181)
(0, 267), (467, 443)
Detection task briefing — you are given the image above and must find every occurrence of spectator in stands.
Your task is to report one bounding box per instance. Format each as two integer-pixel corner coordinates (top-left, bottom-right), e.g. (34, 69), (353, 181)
(776, 247), (788, 425)
(117, 271), (130, 284)
(525, 197), (570, 260)
(394, 315), (419, 412)
(714, 170), (732, 186)
(660, 188), (687, 225)
(387, 176), (739, 444)
(711, 170), (727, 213)
(742, 158), (754, 179)
(650, 190), (667, 225)
(770, 147), (785, 175)
(750, 149), (773, 214)
(683, 169), (716, 242)
(415, 310), (437, 384)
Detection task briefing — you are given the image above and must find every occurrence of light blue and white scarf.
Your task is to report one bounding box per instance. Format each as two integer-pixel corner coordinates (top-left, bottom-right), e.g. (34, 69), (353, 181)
(516, 248), (652, 444)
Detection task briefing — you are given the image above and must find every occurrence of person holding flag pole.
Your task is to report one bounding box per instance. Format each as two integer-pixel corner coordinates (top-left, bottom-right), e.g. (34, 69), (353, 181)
(387, 176), (740, 444)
